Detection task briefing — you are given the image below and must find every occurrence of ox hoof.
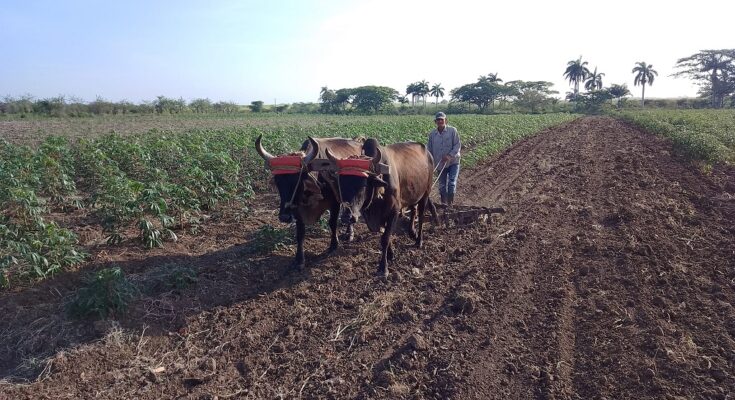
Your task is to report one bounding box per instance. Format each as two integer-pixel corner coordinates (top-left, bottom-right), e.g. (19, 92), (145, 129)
(340, 233), (354, 242)
(292, 261), (305, 271)
(376, 264), (389, 278)
(415, 240), (423, 249)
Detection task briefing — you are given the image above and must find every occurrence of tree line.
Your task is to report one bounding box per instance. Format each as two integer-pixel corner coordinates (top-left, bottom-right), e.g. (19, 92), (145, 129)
(3, 49), (733, 117)
(320, 49), (735, 114)
(0, 95), (242, 117)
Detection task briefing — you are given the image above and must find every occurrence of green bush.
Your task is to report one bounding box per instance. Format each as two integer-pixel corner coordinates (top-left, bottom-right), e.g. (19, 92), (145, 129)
(68, 267), (138, 319)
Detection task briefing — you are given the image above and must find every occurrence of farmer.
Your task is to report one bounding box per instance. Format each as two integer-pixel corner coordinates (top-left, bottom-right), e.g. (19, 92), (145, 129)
(427, 111), (461, 207)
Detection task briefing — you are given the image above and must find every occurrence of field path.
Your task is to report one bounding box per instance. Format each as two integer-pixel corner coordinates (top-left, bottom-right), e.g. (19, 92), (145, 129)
(2, 116), (734, 399)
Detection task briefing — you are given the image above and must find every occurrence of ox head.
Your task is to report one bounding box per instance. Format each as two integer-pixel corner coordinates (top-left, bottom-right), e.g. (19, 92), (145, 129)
(326, 138), (388, 225)
(255, 135), (319, 223)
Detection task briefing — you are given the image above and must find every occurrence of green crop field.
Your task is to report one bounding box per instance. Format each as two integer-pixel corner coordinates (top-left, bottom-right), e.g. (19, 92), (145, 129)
(616, 109), (735, 164)
(0, 113), (579, 287)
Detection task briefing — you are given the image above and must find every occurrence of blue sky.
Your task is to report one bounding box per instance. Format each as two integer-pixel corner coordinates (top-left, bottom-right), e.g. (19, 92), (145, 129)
(2, 0), (734, 104)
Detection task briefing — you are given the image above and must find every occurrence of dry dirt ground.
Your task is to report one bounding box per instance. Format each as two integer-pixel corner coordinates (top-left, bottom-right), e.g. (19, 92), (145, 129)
(1, 116), (733, 399)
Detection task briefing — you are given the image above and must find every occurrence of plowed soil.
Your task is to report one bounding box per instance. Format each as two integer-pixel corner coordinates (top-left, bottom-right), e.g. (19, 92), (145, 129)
(1, 116), (734, 399)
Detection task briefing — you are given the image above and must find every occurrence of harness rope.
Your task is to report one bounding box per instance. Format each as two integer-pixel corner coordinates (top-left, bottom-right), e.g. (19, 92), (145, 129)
(269, 158), (306, 210)
(333, 162), (376, 213)
(431, 162), (447, 190)
(285, 165), (305, 209)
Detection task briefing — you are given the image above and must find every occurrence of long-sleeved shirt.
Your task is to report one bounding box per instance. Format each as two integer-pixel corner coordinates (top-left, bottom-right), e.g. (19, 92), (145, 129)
(427, 125), (461, 167)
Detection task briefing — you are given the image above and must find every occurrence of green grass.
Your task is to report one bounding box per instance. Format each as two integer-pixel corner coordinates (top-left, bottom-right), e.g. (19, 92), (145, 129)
(616, 109), (735, 164)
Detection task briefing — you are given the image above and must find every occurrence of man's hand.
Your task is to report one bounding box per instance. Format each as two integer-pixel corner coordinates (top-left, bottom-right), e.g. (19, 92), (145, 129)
(441, 154), (452, 163)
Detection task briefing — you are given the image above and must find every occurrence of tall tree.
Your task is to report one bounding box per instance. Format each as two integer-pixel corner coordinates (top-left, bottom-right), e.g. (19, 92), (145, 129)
(406, 82), (420, 106)
(429, 83), (445, 107)
(417, 80), (430, 107)
(351, 86), (399, 113)
(584, 67), (605, 91)
(505, 80), (558, 113)
(450, 76), (508, 111)
(563, 57), (590, 100)
(632, 62), (658, 107)
(673, 49), (735, 108)
(480, 73), (503, 85)
(319, 86), (337, 113)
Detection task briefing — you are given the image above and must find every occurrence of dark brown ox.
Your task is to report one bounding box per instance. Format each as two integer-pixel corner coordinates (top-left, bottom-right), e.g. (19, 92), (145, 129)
(255, 135), (362, 269)
(326, 138), (434, 276)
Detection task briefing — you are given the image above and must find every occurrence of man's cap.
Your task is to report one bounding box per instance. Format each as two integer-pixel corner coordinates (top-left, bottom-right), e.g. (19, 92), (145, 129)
(434, 112), (446, 120)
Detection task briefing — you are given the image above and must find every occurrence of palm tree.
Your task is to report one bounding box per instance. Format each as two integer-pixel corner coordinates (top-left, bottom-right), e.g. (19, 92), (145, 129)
(406, 83), (419, 106)
(417, 80), (430, 107)
(563, 57), (591, 100)
(429, 83), (445, 108)
(584, 67), (605, 91)
(487, 72), (502, 83)
(632, 62), (658, 107)
(478, 72), (503, 86)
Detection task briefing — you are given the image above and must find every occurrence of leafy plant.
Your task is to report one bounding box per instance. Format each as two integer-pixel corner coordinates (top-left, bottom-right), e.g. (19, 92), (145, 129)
(144, 264), (198, 293)
(246, 224), (293, 254)
(616, 109), (735, 163)
(68, 267), (138, 318)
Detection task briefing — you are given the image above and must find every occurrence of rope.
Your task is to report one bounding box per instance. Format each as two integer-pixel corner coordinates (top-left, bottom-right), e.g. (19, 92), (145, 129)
(284, 164), (305, 209)
(432, 162), (447, 190)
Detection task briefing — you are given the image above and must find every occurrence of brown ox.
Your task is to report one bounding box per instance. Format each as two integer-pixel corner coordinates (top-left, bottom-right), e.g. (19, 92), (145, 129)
(255, 135), (362, 269)
(326, 138), (434, 276)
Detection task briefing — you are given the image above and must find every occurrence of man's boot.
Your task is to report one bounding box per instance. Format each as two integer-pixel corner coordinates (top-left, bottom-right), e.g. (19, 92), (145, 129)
(447, 193), (454, 207)
(440, 193), (448, 207)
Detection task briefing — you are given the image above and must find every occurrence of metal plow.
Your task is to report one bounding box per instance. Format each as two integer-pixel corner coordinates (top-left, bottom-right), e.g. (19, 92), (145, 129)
(397, 204), (505, 232)
(430, 204), (505, 227)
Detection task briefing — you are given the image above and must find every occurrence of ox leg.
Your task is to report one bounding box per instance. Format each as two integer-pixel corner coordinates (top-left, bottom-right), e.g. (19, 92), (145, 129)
(416, 196), (428, 248)
(406, 205), (418, 240)
(342, 222), (355, 242)
(327, 204), (340, 253)
(378, 211), (398, 277)
(339, 206), (355, 242)
(294, 220), (306, 270)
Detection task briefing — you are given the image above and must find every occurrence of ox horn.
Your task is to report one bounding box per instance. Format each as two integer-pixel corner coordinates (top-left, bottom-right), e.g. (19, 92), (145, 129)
(255, 134), (275, 161)
(372, 146), (382, 165)
(303, 136), (319, 165)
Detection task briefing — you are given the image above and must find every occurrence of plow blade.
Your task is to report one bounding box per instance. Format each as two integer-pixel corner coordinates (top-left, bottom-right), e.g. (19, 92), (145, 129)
(422, 204), (505, 226)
